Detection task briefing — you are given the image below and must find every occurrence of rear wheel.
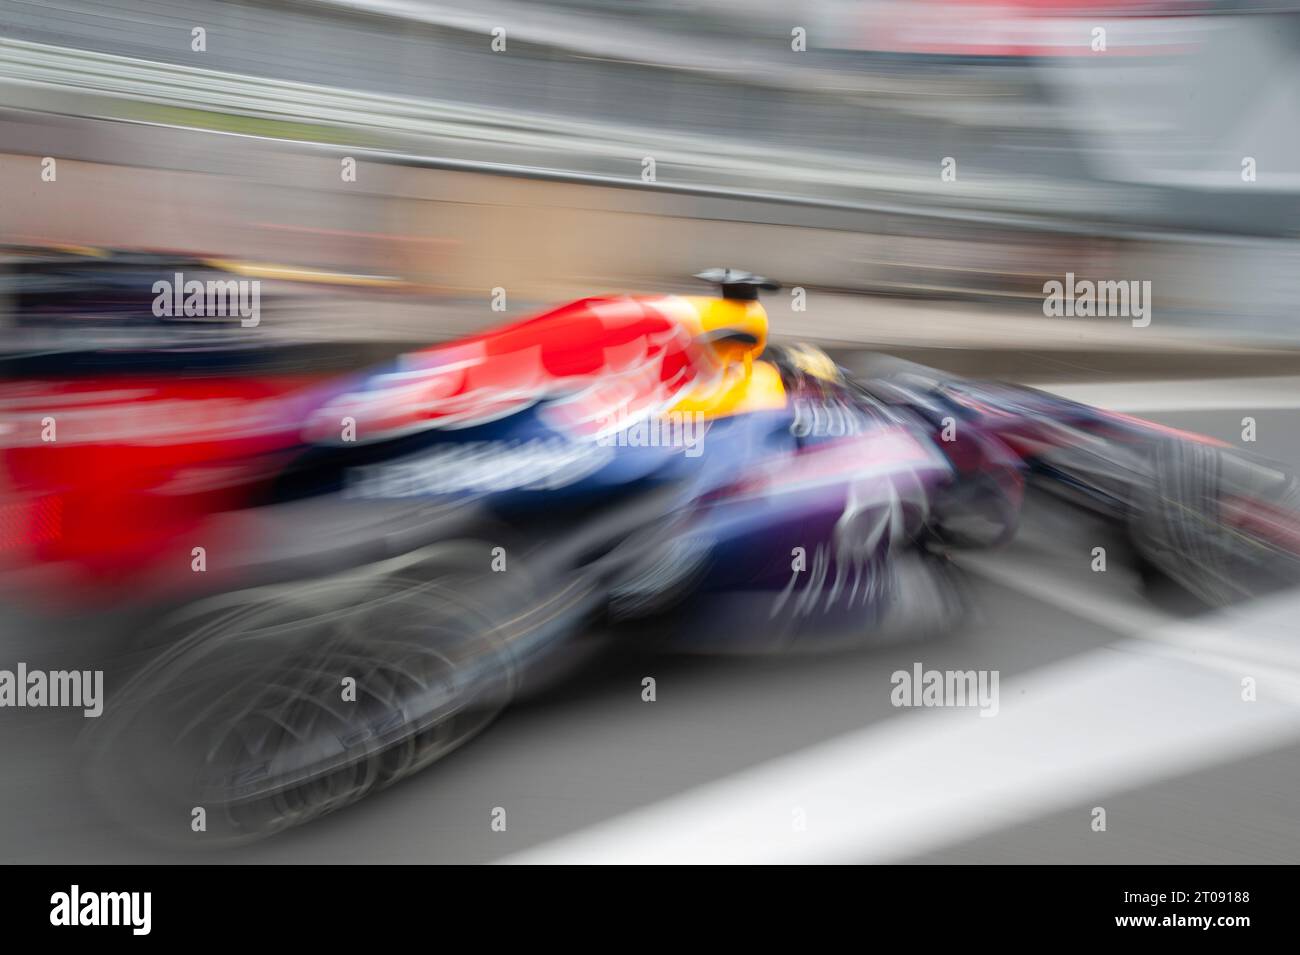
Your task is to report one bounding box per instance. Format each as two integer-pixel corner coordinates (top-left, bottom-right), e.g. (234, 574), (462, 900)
(85, 540), (583, 845)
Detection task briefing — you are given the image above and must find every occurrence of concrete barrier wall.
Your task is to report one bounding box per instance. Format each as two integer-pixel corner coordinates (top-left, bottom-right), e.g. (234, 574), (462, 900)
(2, 124), (1295, 336)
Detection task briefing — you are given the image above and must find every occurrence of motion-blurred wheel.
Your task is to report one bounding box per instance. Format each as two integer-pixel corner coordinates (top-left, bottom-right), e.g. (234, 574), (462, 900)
(85, 540), (587, 845)
(1130, 440), (1300, 605)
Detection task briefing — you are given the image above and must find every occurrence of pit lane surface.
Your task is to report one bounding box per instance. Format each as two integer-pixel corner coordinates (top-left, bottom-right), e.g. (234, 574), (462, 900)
(0, 384), (1297, 863)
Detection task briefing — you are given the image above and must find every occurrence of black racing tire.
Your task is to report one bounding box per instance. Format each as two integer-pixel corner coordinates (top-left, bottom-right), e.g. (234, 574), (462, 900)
(83, 540), (589, 846)
(1129, 440), (1300, 605)
(928, 453), (1023, 551)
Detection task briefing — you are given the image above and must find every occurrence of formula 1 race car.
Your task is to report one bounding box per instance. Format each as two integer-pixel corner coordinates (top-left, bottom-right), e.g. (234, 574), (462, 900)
(2, 267), (1297, 844)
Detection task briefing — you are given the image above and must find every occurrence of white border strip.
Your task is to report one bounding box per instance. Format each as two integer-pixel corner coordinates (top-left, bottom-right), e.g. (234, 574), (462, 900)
(504, 585), (1300, 864)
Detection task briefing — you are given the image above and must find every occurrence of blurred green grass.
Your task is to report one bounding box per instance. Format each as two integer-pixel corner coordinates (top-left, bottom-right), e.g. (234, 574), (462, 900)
(124, 103), (387, 147)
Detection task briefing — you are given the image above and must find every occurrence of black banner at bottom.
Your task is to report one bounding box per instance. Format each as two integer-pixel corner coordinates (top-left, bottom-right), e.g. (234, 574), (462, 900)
(6, 864), (1281, 941)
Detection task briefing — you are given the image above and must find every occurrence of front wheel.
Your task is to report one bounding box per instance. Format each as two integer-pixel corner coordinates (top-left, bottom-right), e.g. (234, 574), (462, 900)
(1130, 440), (1300, 605)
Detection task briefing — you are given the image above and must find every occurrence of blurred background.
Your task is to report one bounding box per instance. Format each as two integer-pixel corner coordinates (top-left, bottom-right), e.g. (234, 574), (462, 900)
(3, 0), (1300, 348)
(3, 0), (1300, 864)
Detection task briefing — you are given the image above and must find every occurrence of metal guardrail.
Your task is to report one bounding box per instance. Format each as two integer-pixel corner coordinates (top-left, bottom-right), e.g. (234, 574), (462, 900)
(0, 36), (1102, 225)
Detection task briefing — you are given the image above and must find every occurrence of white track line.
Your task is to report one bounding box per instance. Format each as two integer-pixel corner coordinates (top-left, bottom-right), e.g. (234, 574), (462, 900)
(1037, 376), (1300, 413)
(504, 580), (1300, 864)
(960, 555), (1300, 673)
